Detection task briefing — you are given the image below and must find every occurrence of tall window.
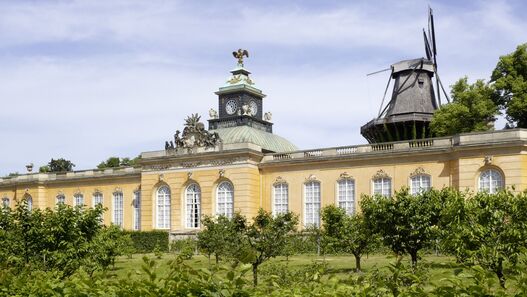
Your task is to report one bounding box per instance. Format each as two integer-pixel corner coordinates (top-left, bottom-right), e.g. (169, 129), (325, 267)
(216, 181), (234, 218)
(2, 197), (9, 208)
(93, 192), (103, 207)
(479, 169), (504, 194)
(373, 178), (391, 197)
(411, 175), (431, 195)
(304, 181), (321, 227)
(185, 184), (201, 228)
(273, 183), (289, 215)
(113, 192), (124, 227)
(74, 194), (84, 207)
(56, 195), (65, 205)
(133, 191), (141, 231)
(156, 186), (171, 229)
(26, 195), (33, 211)
(338, 179), (355, 215)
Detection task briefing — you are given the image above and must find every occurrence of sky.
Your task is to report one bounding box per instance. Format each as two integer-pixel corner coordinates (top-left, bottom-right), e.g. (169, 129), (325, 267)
(0, 0), (526, 176)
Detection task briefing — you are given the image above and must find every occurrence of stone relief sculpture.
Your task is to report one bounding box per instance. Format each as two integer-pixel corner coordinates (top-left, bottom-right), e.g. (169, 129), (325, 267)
(209, 108), (218, 119)
(242, 103), (250, 116)
(264, 112), (272, 122)
(165, 114), (221, 152)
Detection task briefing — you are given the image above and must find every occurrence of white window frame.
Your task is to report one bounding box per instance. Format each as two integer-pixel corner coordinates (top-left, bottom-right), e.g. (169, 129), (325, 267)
(74, 194), (84, 207)
(216, 181), (234, 218)
(373, 177), (391, 197)
(133, 191), (141, 231)
(56, 194), (65, 205)
(337, 179), (355, 215)
(410, 174), (431, 195)
(185, 183), (201, 228)
(304, 181), (321, 227)
(156, 186), (171, 229)
(273, 183), (289, 215)
(93, 192), (103, 207)
(479, 169), (504, 194)
(113, 192), (124, 227)
(26, 195), (33, 211)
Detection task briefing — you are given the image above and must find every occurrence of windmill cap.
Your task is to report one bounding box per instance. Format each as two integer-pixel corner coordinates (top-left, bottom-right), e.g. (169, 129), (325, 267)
(391, 58), (434, 75)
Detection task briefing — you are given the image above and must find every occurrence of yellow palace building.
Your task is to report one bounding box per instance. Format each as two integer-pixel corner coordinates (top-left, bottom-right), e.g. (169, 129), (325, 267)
(2, 50), (527, 236)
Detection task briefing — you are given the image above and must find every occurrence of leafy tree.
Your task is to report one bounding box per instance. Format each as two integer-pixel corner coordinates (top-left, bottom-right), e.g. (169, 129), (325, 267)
(491, 43), (527, 127)
(430, 77), (498, 136)
(197, 214), (246, 265)
(39, 158), (75, 173)
(97, 156), (140, 169)
(361, 188), (447, 267)
(440, 190), (527, 288)
(84, 225), (134, 275)
(321, 205), (378, 272)
(242, 209), (298, 286)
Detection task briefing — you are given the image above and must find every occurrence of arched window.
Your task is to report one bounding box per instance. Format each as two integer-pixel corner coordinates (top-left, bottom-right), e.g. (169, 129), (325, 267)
(56, 194), (65, 205)
(93, 192), (103, 207)
(338, 179), (355, 215)
(156, 186), (171, 229)
(273, 183), (289, 215)
(304, 181), (321, 227)
(74, 194), (84, 207)
(2, 197), (9, 208)
(113, 192), (124, 227)
(185, 184), (201, 228)
(26, 195), (33, 211)
(133, 191), (141, 230)
(479, 169), (504, 194)
(373, 177), (391, 197)
(410, 175), (431, 195)
(216, 181), (234, 218)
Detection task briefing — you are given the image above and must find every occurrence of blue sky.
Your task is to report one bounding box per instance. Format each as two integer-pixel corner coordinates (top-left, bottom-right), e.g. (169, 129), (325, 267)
(1, 0), (526, 175)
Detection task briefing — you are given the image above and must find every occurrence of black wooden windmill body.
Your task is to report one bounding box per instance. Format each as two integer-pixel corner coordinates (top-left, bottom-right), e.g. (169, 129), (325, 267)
(361, 8), (450, 143)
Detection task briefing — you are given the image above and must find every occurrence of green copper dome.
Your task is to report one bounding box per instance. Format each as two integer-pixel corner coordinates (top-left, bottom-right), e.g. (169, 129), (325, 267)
(213, 126), (297, 153)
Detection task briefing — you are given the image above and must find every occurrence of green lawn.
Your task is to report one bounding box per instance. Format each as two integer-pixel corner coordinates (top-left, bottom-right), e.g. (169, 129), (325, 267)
(113, 252), (459, 283)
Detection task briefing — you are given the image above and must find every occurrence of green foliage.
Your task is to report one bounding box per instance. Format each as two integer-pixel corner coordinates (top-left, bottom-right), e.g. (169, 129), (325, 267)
(361, 188), (448, 267)
(321, 205), (379, 271)
(491, 43), (527, 127)
(0, 201), (103, 276)
(97, 156), (140, 169)
(440, 190), (527, 287)
(170, 238), (196, 260)
(197, 214), (246, 264)
(83, 225), (134, 274)
(124, 230), (169, 253)
(430, 77), (498, 136)
(40, 158), (75, 173)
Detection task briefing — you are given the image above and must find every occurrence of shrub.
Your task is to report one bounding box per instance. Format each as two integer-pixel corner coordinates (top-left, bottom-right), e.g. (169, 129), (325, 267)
(124, 230), (169, 253)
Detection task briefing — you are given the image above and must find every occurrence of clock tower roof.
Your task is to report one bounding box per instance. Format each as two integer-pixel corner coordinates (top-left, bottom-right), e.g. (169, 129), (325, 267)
(215, 65), (266, 98)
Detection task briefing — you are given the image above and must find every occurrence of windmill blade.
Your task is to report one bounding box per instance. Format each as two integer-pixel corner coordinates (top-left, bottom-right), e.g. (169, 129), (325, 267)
(367, 67), (391, 76)
(429, 8), (437, 56)
(377, 69), (393, 117)
(435, 73), (451, 103)
(423, 30), (433, 60)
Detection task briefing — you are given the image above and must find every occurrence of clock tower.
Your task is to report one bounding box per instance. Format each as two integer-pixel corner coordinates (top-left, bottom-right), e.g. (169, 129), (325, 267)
(208, 49), (273, 133)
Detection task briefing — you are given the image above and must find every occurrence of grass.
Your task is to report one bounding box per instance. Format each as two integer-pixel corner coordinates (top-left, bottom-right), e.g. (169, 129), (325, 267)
(113, 252), (459, 282)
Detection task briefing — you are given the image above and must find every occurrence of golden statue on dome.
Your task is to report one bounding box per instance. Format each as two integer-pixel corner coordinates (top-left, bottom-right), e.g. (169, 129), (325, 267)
(232, 49), (249, 67)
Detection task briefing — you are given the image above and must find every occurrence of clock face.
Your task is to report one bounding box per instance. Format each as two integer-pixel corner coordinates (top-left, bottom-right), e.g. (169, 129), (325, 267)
(225, 100), (238, 115)
(249, 101), (258, 116)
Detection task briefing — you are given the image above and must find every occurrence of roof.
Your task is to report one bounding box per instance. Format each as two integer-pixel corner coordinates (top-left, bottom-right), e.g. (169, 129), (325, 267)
(391, 58), (435, 75)
(213, 125), (298, 153)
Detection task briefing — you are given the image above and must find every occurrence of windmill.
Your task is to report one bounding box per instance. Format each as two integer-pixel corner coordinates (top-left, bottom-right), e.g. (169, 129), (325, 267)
(360, 7), (450, 144)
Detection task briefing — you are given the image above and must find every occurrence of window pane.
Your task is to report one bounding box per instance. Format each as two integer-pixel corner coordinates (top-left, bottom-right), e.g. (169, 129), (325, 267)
(186, 184), (201, 228)
(479, 169), (503, 194)
(304, 182), (321, 227)
(113, 192), (124, 227)
(274, 183), (289, 215)
(411, 175), (431, 195)
(56, 195), (65, 205)
(74, 194), (84, 207)
(217, 182), (234, 218)
(338, 179), (355, 215)
(157, 186), (171, 229)
(373, 178), (391, 197)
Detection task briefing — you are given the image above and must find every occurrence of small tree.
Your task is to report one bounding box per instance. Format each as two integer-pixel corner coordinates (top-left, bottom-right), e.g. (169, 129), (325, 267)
(430, 77), (498, 136)
(242, 209), (298, 286)
(321, 205), (378, 272)
(197, 214), (246, 265)
(41, 158), (75, 172)
(97, 156), (140, 169)
(361, 188), (446, 268)
(441, 190), (527, 288)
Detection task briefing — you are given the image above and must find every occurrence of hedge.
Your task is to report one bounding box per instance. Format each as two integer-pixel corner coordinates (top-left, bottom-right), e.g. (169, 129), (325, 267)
(124, 230), (169, 253)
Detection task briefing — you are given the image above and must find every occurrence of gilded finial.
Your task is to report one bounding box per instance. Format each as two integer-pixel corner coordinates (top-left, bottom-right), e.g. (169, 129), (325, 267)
(232, 49), (249, 67)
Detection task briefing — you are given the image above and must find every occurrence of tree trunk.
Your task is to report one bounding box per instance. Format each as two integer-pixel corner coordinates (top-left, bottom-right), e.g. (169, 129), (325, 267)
(252, 263), (258, 287)
(496, 258), (506, 288)
(410, 250), (418, 269)
(215, 254), (219, 265)
(354, 254), (362, 272)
